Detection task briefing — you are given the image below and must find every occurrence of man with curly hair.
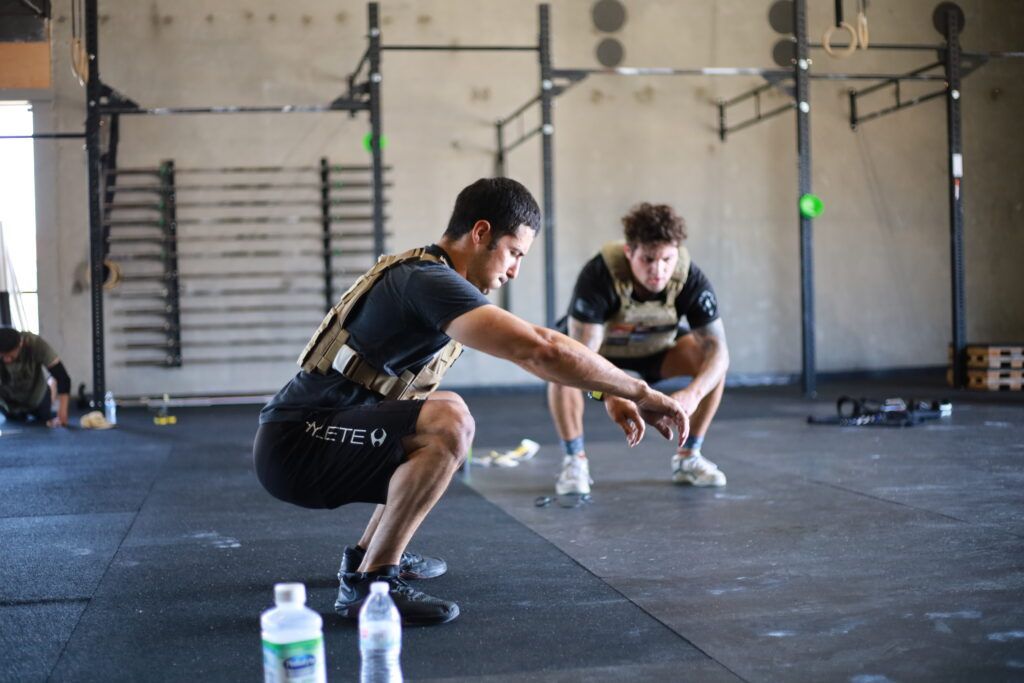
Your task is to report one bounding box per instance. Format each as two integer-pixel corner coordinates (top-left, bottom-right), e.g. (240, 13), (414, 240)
(548, 202), (729, 493)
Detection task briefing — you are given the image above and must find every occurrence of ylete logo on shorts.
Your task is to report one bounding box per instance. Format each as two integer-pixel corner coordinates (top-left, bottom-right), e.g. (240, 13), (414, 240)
(305, 420), (387, 447)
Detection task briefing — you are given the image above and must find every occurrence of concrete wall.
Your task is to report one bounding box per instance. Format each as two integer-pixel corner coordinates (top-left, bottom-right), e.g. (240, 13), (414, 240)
(12, 0), (1024, 396)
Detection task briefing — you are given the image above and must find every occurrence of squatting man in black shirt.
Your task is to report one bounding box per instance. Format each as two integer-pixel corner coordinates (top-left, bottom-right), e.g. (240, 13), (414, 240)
(254, 178), (689, 625)
(548, 202), (730, 495)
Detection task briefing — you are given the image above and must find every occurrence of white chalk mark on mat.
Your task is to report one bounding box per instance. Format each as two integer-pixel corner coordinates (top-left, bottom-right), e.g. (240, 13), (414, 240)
(189, 531), (241, 549)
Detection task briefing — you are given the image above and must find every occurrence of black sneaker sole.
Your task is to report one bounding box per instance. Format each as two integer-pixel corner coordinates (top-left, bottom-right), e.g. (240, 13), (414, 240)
(399, 567), (447, 580)
(334, 601), (460, 626)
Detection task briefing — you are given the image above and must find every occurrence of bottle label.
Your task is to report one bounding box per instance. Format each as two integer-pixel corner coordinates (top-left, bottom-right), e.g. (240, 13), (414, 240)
(262, 637), (326, 683)
(360, 621), (401, 651)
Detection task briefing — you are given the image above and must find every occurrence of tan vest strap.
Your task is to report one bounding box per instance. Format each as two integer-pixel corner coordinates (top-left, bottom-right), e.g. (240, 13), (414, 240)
(599, 240), (691, 296)
(298, 247), (446, 373)
(335, 340), (464, 400)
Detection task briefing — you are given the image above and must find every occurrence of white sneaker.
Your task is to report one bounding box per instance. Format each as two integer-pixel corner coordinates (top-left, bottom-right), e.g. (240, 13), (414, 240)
(671, 451), (727, 487)
(555, 454), (592, 495)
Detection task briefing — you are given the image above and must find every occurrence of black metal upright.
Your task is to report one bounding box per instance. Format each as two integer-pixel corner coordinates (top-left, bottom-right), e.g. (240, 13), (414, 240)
(85, 0), (105, 403)
(319, 157), (334, 311)
(942, 6), (967, 389)
(539, 4), (556, 328)
(794, 0), (816, 397)
(368, 3), (385, 258)
(160, 160), (183, 367)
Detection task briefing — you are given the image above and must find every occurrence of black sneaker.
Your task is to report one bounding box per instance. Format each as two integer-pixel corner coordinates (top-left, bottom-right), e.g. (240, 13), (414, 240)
(334, 566), (460, 626)
(340, 545), (448, 580)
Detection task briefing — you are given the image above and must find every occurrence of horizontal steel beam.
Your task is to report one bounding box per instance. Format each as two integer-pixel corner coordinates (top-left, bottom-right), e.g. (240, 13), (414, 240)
(105, 198), (382, 210)
(106, 164), (390, 175)
(556, 66), (947, 82)
(106, 181), (389, 192)
(98, 101), (369, 115)
(382, 44), (537, 52)
(0, 132), (86, 140)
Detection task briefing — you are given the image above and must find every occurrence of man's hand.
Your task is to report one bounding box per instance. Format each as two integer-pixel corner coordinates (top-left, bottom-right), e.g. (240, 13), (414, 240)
(635, 389), (690, 446)
(604, 396), (645, 447)
(672, 387), (701, 418)
(48, 398), (70, 428)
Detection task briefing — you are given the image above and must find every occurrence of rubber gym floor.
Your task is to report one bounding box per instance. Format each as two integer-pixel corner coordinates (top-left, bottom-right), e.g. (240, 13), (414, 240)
(2, 372), (1022, 682)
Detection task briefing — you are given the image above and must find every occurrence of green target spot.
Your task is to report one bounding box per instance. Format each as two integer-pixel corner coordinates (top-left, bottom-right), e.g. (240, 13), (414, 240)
(799, 193), (824, 218)
(362, 132), (389, 152)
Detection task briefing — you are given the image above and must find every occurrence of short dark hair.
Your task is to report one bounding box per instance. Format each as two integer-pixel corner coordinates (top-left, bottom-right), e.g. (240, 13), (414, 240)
(444, 177), (542, 243)
(0, 326), (21, 353)
(622, 203), (687, 247)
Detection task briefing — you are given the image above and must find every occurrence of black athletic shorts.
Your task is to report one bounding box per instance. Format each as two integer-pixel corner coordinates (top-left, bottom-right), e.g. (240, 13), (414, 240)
(607, 351), (670, 384)
(554, 314), (681, 384)
(253, 400), (424, 509)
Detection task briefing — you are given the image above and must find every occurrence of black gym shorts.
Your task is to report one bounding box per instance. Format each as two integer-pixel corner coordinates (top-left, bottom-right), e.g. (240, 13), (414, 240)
(253, 400), (424, 509)
(555, 315), (683, 384)
(607, 350), (671, 384)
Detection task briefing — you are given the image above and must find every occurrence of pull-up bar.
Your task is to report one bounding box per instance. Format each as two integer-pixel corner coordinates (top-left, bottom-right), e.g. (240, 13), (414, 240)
(381, 44), (537, 52)
(0, 132), (86, 139)
(553, 66), (948, 81)
(97, 101), (369, 116)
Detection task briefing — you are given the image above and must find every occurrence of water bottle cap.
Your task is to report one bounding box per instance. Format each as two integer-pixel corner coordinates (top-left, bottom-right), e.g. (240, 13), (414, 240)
(274, 582), (306, 605)
(369, 581), (390, 595)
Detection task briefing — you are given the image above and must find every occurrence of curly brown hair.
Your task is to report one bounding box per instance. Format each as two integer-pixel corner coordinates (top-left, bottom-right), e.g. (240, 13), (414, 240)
(621, 203), (686, 247)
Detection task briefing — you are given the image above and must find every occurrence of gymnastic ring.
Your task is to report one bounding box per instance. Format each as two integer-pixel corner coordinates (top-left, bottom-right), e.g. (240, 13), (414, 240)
(102, 259), (123, 290)
(856, 12), (869, 49)
(822, 22), (858, 58)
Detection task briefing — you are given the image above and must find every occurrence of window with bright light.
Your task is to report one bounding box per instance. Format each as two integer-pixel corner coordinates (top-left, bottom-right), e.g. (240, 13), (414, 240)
(0, 101), (39, 333)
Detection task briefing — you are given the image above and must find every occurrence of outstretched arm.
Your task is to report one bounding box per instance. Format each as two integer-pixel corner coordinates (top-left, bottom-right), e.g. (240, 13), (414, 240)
(446, 305), (688, 444)
(566, 318), (654, 445)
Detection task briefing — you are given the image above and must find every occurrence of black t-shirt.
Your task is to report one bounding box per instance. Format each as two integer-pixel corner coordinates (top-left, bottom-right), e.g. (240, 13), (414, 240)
(567, 254), (720, 332)
(260, 245), (490, 423)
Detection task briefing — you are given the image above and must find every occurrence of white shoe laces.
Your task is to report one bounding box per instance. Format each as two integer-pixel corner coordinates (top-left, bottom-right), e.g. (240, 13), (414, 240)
(676, 452), (718, 474)
(560, 457), (589, 482)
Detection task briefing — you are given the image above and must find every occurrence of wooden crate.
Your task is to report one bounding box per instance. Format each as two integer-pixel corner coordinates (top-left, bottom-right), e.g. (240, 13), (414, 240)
(948, 344), (1024, 369)
(946, 366), (1024, 391)
(965, 368), (1024, 391)
(967, 344), (1024, 369)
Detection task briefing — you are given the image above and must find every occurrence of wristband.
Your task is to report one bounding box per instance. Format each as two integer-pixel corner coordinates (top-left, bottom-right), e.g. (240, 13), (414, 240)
(586, 390), (605, 402)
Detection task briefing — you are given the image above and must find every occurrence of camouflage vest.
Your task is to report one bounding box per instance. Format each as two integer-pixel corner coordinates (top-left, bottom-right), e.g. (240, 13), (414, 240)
(298, 247), (463, 400)
(597, 241), (690, 359)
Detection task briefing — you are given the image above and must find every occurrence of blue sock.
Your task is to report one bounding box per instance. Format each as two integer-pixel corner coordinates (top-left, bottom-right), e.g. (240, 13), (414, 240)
(682, 435), (704, 452)
(562, 435), (585, 456)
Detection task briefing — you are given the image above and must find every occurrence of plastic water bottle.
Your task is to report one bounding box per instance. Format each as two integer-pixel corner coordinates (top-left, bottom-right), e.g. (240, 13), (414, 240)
(103, 391), (117, 426)
(359, 581), (402, 683)
(261, 583), (327, 683)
